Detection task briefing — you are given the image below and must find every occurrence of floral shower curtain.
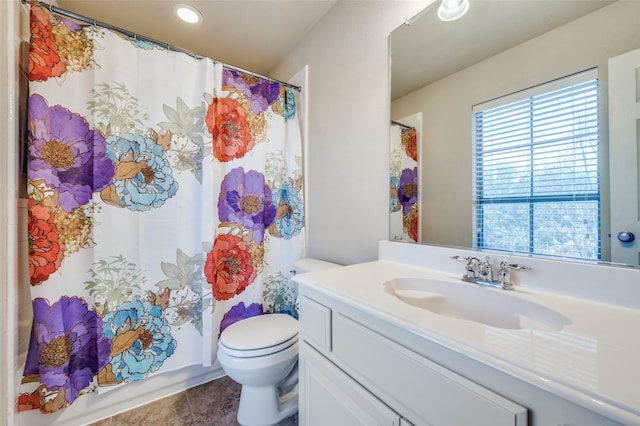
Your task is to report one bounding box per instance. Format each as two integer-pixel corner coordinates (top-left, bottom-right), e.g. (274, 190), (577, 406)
(208, 68), (305, 334)
(20, 2), (304, 414)
(390, 123), (418, 242)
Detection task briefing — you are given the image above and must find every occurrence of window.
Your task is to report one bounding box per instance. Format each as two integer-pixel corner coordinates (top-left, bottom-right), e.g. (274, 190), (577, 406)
(473, 69), (600, 260)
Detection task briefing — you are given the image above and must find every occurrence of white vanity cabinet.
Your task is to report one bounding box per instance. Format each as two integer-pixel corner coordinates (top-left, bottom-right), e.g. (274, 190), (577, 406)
(298, 287), (627, 426)
(298, 294), (526, 426)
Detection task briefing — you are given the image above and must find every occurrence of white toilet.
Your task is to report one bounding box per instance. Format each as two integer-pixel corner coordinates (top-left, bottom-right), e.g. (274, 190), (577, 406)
(217, 258), (340, 426)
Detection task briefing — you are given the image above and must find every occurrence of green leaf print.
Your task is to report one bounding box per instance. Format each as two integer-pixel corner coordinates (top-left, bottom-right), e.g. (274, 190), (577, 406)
(390, 148), (402, 176)
(156, 247), (212, 334)
(84, 255), (145, 309)
(161, 262), (182, 279)
(158, 96), (210, 183)
(86, 82), (148, 134)
(262, 272), (297, 313)
(265, 151), (286, 188)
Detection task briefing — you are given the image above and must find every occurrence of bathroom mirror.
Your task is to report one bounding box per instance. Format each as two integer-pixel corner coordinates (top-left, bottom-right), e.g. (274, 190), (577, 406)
(389, 0), (640, 266)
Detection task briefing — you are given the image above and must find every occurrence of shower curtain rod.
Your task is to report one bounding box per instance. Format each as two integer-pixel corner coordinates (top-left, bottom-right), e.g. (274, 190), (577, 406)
(391, 120), (415, 130)
(22, 0), (302, 92)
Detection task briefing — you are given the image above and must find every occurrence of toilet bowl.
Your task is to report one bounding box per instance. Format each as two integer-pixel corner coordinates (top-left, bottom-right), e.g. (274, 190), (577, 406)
(218, 314), (299, 426)
(217, 258), (341, 426)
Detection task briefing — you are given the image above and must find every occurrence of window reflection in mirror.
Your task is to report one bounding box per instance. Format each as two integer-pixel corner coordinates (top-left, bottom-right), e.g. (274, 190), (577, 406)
(473, 69), (600, 261)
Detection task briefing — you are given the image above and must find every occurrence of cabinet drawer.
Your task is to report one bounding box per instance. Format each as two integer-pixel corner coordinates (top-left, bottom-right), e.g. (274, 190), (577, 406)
(333, 313), (528, 426)
(299, 296), (332, 352)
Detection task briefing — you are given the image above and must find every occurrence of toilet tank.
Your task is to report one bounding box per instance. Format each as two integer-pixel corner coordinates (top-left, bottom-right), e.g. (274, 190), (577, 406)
(294, 258), (341, 274)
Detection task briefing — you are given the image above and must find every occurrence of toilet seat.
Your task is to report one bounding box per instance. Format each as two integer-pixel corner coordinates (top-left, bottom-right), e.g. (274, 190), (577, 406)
(219, 314), (299, 358)
(219, 335), (298, 358)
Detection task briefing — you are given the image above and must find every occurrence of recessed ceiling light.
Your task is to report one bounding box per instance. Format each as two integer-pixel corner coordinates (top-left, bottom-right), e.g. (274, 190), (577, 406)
(174, 4), (202, 24)
(437, 0), (469, 22)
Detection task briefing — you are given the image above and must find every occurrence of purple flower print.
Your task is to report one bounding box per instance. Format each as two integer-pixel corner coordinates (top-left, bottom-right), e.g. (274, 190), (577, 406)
(218, 167), (276, 243)
(222, 69), (281, 114)
(398, 167), (418, 214)
(219, 302), (264, 336)
(28, 94), (115, 212)
(23, 296), (110, 412)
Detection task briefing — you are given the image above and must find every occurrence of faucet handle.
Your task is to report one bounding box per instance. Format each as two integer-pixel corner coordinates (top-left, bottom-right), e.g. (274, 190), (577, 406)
(498, 260), (509, 276)
(450, 255), (469, 262)
(464, 256), (480, 265)
(496, 260), (529, 290)
(497, 260), (512, 290)
(453, 256), (479, 278)
(468, 257), (481, 278)
(505, 263), (530, 271)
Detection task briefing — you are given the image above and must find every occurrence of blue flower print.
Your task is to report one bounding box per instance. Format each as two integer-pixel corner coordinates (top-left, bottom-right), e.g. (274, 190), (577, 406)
(102, 299), (177, 383)
(103, 133), (178, 211)
(390, 175), (400, 213)
(281, 87), (296, 120)
(271, 183), (304, 239)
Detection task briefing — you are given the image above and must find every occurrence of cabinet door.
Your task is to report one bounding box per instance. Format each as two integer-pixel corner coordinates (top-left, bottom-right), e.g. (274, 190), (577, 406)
(333, 313), (528, 426)
(300, 341), (401, 426)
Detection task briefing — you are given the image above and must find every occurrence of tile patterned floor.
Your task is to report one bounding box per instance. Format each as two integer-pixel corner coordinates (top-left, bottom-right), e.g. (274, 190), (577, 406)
(89, 375), (298, 426)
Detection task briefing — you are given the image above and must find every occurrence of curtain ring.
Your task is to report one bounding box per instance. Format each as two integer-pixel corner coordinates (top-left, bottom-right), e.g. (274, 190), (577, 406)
(48, 3), (57, 18)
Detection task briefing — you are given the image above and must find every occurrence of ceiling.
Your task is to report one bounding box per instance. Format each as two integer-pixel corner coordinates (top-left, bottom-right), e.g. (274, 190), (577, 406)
(55, 0), (337, 76)
(391, 0), (616, 100)
(50, 0), (617, 95)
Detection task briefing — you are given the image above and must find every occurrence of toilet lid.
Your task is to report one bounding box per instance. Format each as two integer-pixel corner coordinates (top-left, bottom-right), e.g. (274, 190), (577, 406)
(219, 313), (298, 351)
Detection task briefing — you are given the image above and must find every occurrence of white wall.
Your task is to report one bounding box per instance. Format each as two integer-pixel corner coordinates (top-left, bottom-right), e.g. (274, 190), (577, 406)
(1, 1), (26, 425)
(272, 0), (431, 265)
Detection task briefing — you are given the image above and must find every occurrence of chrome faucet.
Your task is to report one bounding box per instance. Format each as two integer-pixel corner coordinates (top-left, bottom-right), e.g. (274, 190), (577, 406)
(476, 257), (494, 282)
(451, 255), (529, 290)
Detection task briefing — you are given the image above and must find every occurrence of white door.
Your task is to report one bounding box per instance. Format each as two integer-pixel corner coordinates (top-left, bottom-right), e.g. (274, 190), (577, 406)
(609, 48), (640, 265)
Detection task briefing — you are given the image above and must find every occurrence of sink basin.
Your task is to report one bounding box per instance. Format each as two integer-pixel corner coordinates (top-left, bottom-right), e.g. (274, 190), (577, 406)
(385, 277), (571, 331)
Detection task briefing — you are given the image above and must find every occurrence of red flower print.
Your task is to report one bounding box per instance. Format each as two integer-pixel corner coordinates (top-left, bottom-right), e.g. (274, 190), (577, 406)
(204, 234), (256, 300)
(28, 199), (64, 285)
(408, 210), (418, 242)
(29, 4), (66, 82)
(17, 391), (41, 412)
(403, 208), (419, 243)
(402, 129), (418, 162)
(206, 98), (254, 162)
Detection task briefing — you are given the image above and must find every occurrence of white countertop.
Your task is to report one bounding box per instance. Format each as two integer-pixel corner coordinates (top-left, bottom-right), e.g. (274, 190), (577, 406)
(295, 259), (640, 425)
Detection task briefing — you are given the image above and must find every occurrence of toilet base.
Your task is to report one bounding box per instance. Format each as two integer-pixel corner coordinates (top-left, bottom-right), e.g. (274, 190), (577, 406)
(237, 384), (298, 426)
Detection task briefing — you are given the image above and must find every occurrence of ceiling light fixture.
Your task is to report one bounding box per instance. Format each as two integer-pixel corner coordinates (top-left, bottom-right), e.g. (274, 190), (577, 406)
(174, 4), (202, 24)
(437, 0), (470, 22)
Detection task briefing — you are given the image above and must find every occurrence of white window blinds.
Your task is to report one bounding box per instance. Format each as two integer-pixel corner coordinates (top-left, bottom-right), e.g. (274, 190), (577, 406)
(472, 69), (600, 260)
